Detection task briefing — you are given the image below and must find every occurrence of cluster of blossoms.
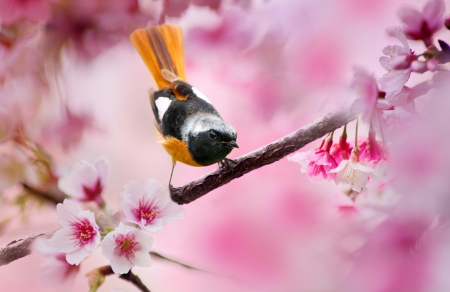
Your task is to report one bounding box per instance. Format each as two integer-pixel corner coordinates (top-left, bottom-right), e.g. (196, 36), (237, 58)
(37, 159), (184, 288)
(289, 0), (449, 197)
(288, 127), (385, 193)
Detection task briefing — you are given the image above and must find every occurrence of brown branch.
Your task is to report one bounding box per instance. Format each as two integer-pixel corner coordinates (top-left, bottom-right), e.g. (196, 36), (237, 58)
(21, 182), (64, 205)
(171, 108), (358, 204)
(0, 233), (46, 266)
(94, 266), (151, 292)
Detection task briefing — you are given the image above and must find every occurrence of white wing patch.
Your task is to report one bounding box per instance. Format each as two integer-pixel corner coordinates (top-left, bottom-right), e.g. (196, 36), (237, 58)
(154, 97), (172, 121)
(192, 87), (211, 104)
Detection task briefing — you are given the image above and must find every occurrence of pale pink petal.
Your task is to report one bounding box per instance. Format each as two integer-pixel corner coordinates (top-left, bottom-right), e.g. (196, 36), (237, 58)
(160, 203), (185, 224)
(51, 228), (78, 253)
(52, 200), (100, 265)
(102, 223), (153, 274)
(131, 251), (153, 267)
(100, 237), (117, 262)
(39, 257), (79, 289)
(34, 238), (58, 257)
(382, 106), (416, 129)
(352, 162), (376, 173)
(124, 180), (146, 203)
(379, 69), (411, 94)
(110, 257), (134, 274)
(379, 56), (393, 71)
(123, 179), (184, 232)
(58, 160), (107, 204)
(369, 159), (394, 183)
(56, 199), (83, 226)
(408, 81), (433, 101)
(394, 28), (410, 50)
(382, 44), (409, 58)
(66, 247), (91, 265)
(145, 179), (171, 205)
(423, 0), (445, 28)
(329, 160), (349, 173)
(386, 88), (409, 107)
(95, 159), (108, 185)
(287, 152), (309, 172)
(58, 162), (96, 199)
(141, 219), (163, 233)
(133, 232), (154, 251)
(397, 7), (423, 33)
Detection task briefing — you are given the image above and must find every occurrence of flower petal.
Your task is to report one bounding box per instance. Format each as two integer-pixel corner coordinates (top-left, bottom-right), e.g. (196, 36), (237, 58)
(51, 228), (78, 253)
(110, 257), (134, 274)
(66, 246), (91, 265)
(131, 250), (153, 268)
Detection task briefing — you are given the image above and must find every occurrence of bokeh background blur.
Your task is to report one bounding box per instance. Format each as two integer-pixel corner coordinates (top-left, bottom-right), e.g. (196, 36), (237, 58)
(1, 0), (450, 291)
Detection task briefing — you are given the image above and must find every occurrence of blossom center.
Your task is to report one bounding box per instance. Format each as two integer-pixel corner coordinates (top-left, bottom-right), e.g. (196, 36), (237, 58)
(114, 233), (140, 260)
(69, 218), (96, 247)
(82, 178), (103, 202)
(134, 199), (159, 225)
(343, 165), (359, 185)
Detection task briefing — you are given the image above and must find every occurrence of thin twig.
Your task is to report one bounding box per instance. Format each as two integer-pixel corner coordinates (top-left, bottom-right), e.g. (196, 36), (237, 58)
(171, 108), (357, 204)
(96, 266), (151, 292)
(0, 109), (358, 267)
(20, 182), (63, 205)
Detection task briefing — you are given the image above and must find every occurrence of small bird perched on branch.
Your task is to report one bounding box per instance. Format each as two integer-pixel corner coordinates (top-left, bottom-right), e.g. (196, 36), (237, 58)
(130, 24), (239, 184)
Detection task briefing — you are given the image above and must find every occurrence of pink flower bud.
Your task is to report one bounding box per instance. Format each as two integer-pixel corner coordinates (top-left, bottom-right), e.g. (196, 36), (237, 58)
(427, 59), (438, 71)
(445, 15), (450, 30)
(410, 60), (427, 73)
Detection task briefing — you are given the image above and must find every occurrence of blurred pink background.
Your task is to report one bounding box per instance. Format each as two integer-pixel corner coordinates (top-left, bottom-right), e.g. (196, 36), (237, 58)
(2, 0), (450, 291)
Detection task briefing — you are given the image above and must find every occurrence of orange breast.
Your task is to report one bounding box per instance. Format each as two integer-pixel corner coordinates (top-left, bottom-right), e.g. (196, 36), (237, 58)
(157, 133), (202, 167)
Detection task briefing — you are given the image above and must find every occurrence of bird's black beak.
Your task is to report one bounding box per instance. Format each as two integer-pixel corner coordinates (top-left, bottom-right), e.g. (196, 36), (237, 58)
(224, 141), (239, 148)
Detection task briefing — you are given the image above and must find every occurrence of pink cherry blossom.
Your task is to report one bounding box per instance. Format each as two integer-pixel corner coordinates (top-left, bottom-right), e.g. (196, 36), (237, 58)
(122, 179), (185, 233)
(329, 150), (374, 192)
(350, 67), (380, 123)
(0, 0), (51, 25)
(51, 199), (101, 265)
(58, 159), (108, 206)
(385, 81), (433, 108)
(359, 130), (383, 162)
(379, 29), (412, 94)
(382, 106), (416, 131)
(101, 222), (153, 274)
(34, 237), (79, 290)
(330, 134), (352, 165)
(369, 158), (393, 184)
(397, 0), (445, 46)
(288, 137), (338, 182)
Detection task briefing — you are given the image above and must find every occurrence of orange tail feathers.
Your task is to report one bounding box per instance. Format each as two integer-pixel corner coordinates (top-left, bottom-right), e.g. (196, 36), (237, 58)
(130, 24), (187, 91)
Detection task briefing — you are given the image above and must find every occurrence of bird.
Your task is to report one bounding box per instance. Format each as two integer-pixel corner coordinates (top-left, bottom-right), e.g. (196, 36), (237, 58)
(129, 24), (239, 185)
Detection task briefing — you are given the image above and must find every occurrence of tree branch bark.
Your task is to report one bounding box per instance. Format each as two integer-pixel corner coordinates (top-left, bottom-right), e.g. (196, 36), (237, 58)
(171, 108), (357, 205)
(95, 266), (151, 292)
(0, 108), (357, 266)
(0, 233), (46, 266)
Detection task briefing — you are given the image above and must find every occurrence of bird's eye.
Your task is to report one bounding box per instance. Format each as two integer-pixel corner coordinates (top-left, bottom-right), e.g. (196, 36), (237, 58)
(209, 131), (217, 139)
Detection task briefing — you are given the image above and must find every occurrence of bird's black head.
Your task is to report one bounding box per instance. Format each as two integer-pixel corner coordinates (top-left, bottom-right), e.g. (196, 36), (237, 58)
(186, 118), (238, 166)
